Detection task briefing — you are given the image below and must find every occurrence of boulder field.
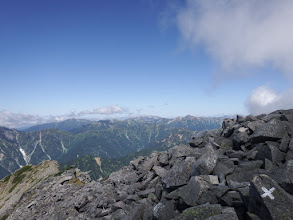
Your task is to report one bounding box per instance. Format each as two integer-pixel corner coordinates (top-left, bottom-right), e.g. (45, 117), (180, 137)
(2, 109), (293, 220)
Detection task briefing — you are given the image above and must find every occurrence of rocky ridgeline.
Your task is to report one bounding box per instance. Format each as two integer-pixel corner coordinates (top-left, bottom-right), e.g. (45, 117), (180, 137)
(2, 109), (293, 220)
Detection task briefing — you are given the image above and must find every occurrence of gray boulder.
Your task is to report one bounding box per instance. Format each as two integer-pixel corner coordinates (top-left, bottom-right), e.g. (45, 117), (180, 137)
(164, 176), (210, 206)
(255, 142), (285, 164)
(221, 119), (236, 138)
(205, 207), (239, 220)
(250, 119), (287, 143)
(271, 160), (293, 194)
(152, 199), (179, 220)
(249, 174), (293, 220)
(172, 204), (222, 220)
(191, 147), (218, 176)
(279, 133), (291, 152)
(162, 156), (196, 188)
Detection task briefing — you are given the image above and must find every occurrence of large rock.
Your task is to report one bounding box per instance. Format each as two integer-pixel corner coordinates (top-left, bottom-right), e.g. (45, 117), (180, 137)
(172, 204), (222, 220)
(213, 159), (234, 178)
(164, 176), (210, 206)
(152, 199), (179, 220)
(221, 119), (236, 138)
(271, 160), (293, 194)
(191, 148), (218, 176)
(205, 207), (239, 220)
(279, 133), (291, 152)
(162, 156), (196, 188)
(250, 119), (287, 143)
(255, 142), (285, 164)
(249, 174), (293, 220)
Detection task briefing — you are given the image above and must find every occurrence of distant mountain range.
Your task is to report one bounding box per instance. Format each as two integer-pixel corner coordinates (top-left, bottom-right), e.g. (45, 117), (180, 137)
(0, 116), (224, 179)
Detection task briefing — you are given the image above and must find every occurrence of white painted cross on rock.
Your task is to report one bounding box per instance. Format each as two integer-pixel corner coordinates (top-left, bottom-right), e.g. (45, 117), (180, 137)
(261, 187), (275, 200)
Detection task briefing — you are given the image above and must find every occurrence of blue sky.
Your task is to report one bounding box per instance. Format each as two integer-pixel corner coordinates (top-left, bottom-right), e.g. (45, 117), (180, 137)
(0, 0), (292, 128)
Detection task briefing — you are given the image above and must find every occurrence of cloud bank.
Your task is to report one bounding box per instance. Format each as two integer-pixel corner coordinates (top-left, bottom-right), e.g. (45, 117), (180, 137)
(245, 86), (293, 115)
(176, 0), (293, 74)
(174, 0), (293, 113)
(0, 105), (127, 128)
(79, 105), (126, 115)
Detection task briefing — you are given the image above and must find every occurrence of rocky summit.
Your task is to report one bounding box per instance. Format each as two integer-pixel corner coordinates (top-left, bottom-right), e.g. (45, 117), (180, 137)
(1, 109), (293, 220)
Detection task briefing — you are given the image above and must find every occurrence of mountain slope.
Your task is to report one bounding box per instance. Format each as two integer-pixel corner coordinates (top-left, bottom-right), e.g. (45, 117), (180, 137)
(0, 123), (195, 179)
(2, 109), (293, 220)
(0, 161), (59, 217)
(0, 116), (222, 179)
(20, 119), (91, 132)
(0, 128), (74, 179)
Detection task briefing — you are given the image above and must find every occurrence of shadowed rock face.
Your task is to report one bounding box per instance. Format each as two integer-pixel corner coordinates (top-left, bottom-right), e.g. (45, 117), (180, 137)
(1, 109), (293, 220)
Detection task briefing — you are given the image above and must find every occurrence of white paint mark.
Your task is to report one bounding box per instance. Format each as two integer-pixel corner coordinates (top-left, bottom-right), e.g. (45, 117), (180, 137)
(261, 187), (275, 200)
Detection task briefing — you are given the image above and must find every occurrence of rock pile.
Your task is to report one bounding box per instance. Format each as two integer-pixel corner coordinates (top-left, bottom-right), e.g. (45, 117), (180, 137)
(3, 109), (293, 219)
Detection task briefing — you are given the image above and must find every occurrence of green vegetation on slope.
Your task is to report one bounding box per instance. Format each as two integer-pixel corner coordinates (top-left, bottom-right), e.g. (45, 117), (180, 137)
(0, 116), (222, 179)
(9, 165), (33, 193)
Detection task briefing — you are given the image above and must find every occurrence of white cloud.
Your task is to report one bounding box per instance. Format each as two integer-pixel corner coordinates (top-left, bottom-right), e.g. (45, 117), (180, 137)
(245, 86), (293, 115)
(175, 0), (293, 75)
(0, 110), (53, 128)
(79, 105), (126, 115)
(0, 105), (128, 128)
(170, 0), (293, 114)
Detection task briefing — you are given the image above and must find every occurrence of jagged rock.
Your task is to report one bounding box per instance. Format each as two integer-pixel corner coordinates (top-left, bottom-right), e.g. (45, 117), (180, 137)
(271, 160), (293, 194)
(247, 212), (261, 220)
(279, 133), (290, 152)
(220, 190), (242, 206)
(226, 166), (266, 183)
(108, 167), (139, 185)
(205, 207), (239, 220)
(152, 165), (167, 178)
(172, 204), (222, 220)
(233, 130), (249, 150)
(162, 156), (196, 188)
(255, 142), (285, 164)
(137, 188), (156, 198)
(249, 174), (293, 220)
(111, 201), (130, 212)
(238, 160), (263, 170)
(123, 198), (153, 220)
(164, 176), (210, 206)
(247, 120), (265, 133)
(227, 180), (250, 189)
(201, 175), (220, 185)
(158, 152), (169, 166)
(190, 137), (203, 147)
(264, 158), (274, 171)
(170, 144), (207, 159)
(140, 152), (160, 172)
(226, 150), (246, 159)
(191, 147), (218, 176)
(213, 159), (234, 177)
(250, 119), (287, 143)
(283, 113), (293, 123)
(236, 115), (245, 123)
(221, 119), (236, 138)
(153, 199), (179, 220)
(285, 148), (293, 161)
(238, 186), (250, 209)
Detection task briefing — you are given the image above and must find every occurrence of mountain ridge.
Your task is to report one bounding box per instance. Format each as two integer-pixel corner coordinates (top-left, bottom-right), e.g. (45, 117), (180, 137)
(1, 109), (293, 219)
(0, 116), (222, 179)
